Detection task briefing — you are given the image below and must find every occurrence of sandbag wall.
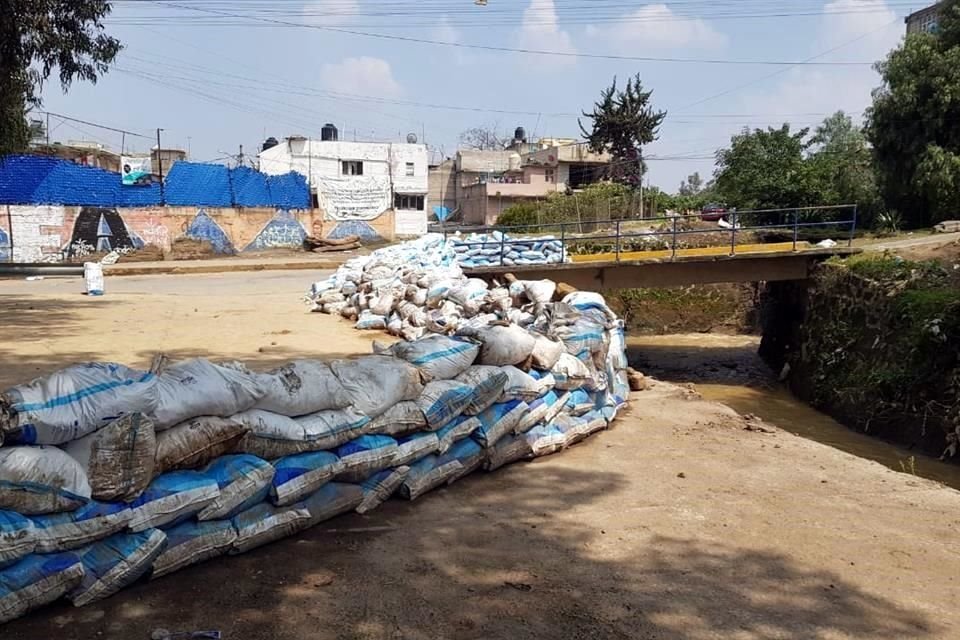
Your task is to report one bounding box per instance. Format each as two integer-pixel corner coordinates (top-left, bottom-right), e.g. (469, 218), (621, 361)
(0, 236), (629, 626)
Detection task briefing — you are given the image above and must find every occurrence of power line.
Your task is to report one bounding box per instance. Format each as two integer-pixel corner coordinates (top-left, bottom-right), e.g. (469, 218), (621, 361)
(35, 111), (153, 139)
(142, 1), (882, 66)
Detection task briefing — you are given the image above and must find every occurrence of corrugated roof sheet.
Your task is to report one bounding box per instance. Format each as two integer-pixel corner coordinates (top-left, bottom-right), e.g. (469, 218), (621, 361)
(0, 154), (309, 209)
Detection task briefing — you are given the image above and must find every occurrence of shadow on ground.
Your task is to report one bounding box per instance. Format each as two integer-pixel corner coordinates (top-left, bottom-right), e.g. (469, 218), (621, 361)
(4, 459), (935, 640)
(627, 341), (773, 386)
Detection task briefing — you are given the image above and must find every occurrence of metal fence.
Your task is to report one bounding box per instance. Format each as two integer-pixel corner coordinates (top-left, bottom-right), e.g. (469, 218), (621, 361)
(441, 204), (858, 266)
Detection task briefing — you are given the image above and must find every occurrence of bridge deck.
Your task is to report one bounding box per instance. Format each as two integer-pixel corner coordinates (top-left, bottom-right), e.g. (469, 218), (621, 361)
(465, 243), (860, 289)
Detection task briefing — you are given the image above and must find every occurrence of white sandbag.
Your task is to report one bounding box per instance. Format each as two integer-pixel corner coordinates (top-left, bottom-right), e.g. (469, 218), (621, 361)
(356, 466), (410, 514)
(455, 366), (509, 416)
(369, 293), (396, 317)
(331, 356), (425, 418)
(0, 512), (35, 568)
(252, 360), (351, 416)
(362, 401), (427, 438)
(151, 359), (264, 430)
(499, 366), (549, 402)
(468, 324), (536, 366)
(127, 472), (220, 532)
(416, 380), (475, 430)
(335, 435), (399, 483)
(1, 363), (158, 445)
(485, 434), (532, 472)
(472, 400), (528, 448)
(525, 423), (567, 457)
(68, 529), (167, 607)
(355, 310), (387, 330)
(62, 413), (156, 502)
(0, 446), (91, 515)
(530, 334), (565, 370)
(0, 553), (84, 624)
(523, 279), (556, 304)
(233, 408), (369, 459)
(230, 502), (312, 555)
(399, 456), (463, 501)
(297, 482), (364, 525)
(30, 502), (130, 553)
(393, 432), (440, 467)
(154, 416), (248, 474)
(435, 415), (481, 454)
(387, 335), (479, 380)
(270, 452), (342, 507)
(152, 520), (237, 579)
(515, 390), (564, 434)
(197, 455), (275, 521)
(551, 353), (594, 390)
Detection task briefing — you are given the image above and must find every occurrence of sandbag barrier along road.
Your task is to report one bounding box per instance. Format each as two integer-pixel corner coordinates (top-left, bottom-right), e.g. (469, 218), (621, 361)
(0, 233), (629, 625)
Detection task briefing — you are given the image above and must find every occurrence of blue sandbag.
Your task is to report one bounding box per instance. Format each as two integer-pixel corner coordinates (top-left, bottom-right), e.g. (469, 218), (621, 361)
(0, 511), (35, 568)
(394, 432), (440, 467)
(230, 501), (312, 554)
(153, 519), (237, 578)
(296, 482), (364, 525)
(335, 435), (399, 483)
(436, 415), (481, 453)
(0, 552), (84, 623)
(566, 389), (593, 416)
(198, 455), (275, 521)
(417, 380), (475, 429)
(357, 466), (410, 514)
(472, 400), (528, 448)
(270, 451), (342, 506)
(438, 438), (484, 483)
(128, 471), (220, 532)
(30, 501), (129, 553)
(68, 529), (167, 606)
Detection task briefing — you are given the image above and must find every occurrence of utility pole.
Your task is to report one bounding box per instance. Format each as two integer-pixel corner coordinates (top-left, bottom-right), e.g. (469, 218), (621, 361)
(238, 144), (244, 167)
(45, 113), (50, 146)
(156, 128), (165, 205)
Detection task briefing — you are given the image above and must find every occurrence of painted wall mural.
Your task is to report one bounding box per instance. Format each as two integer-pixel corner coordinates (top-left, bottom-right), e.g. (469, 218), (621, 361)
(327, 220), (384, 243)
(67, 207), (136, 258)
(184, 209), (236, 254)
(0, 227), (9, 262)
(8, 205), (66, 263)
(244, 209), (307, 252)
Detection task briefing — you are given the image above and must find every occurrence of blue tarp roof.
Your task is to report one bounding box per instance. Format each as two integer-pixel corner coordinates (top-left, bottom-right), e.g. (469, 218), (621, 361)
(0, 155), (309, 209)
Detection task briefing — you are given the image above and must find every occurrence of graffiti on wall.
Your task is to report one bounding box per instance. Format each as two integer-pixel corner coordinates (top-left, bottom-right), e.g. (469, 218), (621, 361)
(67, 207), (136, 258)
(129, 223), (171, 252)
(0, 227), (9, 261)
(327, 220), (383, 243)
(184, 209), (235, 254)
(244, 210), (307, 252)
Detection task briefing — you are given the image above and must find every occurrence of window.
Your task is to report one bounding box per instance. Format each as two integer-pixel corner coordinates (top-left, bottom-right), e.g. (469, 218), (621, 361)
(405, 162), (415, 177)
(341, 160), (363, 176)
(545, 168), (556, 183)
(395, 194), (425, 210)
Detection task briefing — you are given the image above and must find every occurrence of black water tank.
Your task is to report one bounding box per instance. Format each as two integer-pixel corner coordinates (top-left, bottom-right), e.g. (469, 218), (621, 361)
(514, 126), (527, 142)
(321, 123), (339, 141)
(261, 136), (279, 152)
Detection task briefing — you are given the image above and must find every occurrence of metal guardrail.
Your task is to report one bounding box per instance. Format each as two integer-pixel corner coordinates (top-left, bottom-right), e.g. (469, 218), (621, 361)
(441, 204), (858, 267)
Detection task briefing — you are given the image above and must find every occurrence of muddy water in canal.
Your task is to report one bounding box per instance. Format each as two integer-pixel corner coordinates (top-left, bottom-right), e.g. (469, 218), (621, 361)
(627, 333), (960, 491)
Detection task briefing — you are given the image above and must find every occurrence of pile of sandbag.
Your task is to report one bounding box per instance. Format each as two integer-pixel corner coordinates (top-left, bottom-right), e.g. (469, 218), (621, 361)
(449, 231), (566, 268)
(307, 234), (573, 343)
(0, 236), (630, 626)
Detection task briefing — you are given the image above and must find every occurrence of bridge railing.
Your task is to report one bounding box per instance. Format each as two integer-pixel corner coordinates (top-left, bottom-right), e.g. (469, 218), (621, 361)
(441, 204), (858, 267)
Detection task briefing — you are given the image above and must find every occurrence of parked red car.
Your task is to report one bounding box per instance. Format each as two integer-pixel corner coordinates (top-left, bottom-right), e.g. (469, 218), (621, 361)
(701, 203), (728, 222)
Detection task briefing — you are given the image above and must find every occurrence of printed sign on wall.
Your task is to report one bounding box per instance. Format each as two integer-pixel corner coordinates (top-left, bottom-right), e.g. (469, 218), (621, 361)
(121, 156), (151, 186)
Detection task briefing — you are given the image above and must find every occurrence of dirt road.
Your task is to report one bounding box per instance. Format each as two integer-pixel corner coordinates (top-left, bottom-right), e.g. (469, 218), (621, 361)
(1, 272), (959, 639)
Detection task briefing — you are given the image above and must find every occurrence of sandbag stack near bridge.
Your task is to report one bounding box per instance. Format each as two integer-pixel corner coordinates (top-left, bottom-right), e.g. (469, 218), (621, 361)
(0, 235), (628, 626)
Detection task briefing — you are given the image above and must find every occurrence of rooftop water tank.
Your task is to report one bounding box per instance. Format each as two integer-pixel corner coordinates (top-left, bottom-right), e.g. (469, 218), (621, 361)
(321, 123), (339, 141)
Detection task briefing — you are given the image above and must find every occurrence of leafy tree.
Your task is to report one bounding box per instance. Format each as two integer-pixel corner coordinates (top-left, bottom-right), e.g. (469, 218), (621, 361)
(713, 124), (820, 212)
(458, 125), (506, 151)
(866, 0), (960, 227)
(678, 171), (704, 196)
(0, 1), (121, 156)
(579, 74), (666, 187)
(808, 111), (882, 226)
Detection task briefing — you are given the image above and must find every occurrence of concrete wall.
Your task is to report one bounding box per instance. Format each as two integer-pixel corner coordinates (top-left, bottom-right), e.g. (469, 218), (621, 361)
(0, 204), (325, 262)
(428, 160), (457, 217)
(460, 184), (536, 226)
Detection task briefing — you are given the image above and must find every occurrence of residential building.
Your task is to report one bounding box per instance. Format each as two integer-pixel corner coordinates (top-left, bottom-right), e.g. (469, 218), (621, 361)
(427, 158), (457, 219)
(151, 147), (187, 176)
(258, 133), (429, 238)
(450, 141), (611, 226)
(906, 2), (941, 34)
(30, 141), (122, 173)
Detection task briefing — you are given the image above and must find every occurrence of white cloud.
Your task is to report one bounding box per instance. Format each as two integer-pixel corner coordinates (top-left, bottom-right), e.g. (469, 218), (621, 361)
(519, 0), (576, 61)
(738, 0), (902, 126)
(302, 0), (358, 27)
(588, 4), (727, 51)
(320, 57), (402, 97)
(434, 15), (473, 65)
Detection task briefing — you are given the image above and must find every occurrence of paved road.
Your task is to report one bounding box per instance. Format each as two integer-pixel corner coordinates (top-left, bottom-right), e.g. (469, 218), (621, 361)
(864, 231), (960, 251)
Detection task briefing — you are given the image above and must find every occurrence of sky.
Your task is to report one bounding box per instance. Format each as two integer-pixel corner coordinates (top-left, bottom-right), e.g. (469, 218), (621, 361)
(38, 0), (912, 191)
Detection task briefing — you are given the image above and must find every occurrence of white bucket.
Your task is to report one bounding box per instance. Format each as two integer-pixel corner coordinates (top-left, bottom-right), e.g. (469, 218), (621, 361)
(84, 262), (104, 296)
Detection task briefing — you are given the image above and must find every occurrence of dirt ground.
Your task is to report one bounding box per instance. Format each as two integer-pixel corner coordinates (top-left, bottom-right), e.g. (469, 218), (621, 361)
(1, 272), (960, 639)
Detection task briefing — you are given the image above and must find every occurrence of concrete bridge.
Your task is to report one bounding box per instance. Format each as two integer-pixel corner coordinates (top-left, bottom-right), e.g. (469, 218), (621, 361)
(465, 243), (861, 290)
